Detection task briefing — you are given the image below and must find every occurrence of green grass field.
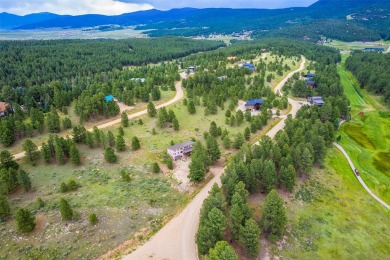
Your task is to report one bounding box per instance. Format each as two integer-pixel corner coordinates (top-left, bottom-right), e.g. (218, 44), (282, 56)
(324, 39), (390, 51)
(337, 54), (390, 204)
(277, 147), (390, 259)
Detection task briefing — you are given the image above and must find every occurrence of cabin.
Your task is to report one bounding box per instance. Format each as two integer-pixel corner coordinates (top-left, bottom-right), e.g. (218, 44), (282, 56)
(186, 66), (197, 73)
(167, 141), (195, 160)
(308, 96), (324, 107)
(245, 99), (265, 111)
(105, 95), (114, 102)
(306, 81), (317, 88)
(0, 102), (10, 117)
(304, 73), (315, 78)
(242, 63), (255, 72)
(363, 48), (384, 53)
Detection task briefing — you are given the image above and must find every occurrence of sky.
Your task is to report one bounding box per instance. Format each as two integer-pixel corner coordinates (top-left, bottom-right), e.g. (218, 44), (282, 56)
(0, 0), (318, 16)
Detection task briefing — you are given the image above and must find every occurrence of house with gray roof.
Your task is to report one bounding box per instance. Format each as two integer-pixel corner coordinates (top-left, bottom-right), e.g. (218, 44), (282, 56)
(167, 141), (195, 160)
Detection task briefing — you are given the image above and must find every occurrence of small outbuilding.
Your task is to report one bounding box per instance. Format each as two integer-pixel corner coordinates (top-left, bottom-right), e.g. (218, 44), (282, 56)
(245, 99), (265, 111)
(167, 141), (195, 160)
(105, 95), (114, 102)
(308, 96), (324, 106)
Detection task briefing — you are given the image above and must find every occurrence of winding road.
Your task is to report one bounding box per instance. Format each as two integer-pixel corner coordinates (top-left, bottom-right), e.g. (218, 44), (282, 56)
(125, 56), (307, 260)
(12, 73), (186, 160)
(333, 142), (390, 210)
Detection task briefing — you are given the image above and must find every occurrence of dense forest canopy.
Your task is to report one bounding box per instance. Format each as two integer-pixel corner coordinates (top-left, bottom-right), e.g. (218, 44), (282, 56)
(0, 37), (224, 89)
(345, 52), (390, 104)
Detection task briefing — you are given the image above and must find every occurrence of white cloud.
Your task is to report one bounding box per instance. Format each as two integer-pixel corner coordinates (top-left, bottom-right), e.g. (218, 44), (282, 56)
(0, 0), (154, 15)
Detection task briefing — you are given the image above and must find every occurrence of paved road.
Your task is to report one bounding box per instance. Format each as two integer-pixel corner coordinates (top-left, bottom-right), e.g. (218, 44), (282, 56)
(333, 142), (390, 210)
(125, 57), (307, 260)
(13, 73), (186, 160)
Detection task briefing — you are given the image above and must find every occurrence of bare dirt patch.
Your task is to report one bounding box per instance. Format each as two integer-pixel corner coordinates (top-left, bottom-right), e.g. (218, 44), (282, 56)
(172, 159), (193, 193)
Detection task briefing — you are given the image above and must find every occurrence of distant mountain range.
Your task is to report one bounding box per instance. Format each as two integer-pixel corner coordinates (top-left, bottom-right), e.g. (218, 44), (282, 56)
(1, 0), (389, 41)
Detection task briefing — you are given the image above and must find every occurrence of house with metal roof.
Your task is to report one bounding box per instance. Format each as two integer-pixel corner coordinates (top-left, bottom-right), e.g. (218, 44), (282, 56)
(242, 63), (255, 72)
(245, 99), (265, 111)
(304, 73), (315, 78)
(167, 141), (195, 160)
(0, 102), (10, 117)
(364, 48), (384, 53)
(308, 96), (324, 106)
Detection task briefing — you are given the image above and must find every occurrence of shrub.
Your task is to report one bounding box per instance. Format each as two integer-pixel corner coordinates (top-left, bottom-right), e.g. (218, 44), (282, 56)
(88, 213), (98, 225)
(15, 208), (35, 233)
(152, 162), (160, 173)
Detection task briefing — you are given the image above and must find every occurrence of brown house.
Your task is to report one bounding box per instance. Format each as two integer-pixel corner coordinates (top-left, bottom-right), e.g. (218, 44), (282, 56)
(0, 102), (10, 117)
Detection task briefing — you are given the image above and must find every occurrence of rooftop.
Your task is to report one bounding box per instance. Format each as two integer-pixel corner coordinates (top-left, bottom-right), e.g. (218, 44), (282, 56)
(245, 99), (265, 106)
(168, 141), (195, 151)
(105, 95), (114, 102)
(0, 102), (9, 112)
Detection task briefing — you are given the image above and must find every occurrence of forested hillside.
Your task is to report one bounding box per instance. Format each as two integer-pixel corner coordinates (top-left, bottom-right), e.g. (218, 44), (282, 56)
(0, 37), (224, 88)
(345, 52), (390, 104)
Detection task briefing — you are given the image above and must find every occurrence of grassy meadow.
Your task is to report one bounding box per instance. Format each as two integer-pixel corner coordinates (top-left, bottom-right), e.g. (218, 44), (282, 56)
(277, 147), (390, 259)
(337, 54), (390, 204)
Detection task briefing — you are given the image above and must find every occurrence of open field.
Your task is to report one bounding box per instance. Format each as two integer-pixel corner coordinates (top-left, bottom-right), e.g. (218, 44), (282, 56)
(337, 54), (390, 204)
(276, 147), (390, 259)
(324, 39), (390, 51)
(0, 27), (148, 40)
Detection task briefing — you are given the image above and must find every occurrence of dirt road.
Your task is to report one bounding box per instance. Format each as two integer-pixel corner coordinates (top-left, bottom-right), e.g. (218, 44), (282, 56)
(125, 57), (307, 260)
(13, 73), (185, 161)
(333, 142), (390, 210)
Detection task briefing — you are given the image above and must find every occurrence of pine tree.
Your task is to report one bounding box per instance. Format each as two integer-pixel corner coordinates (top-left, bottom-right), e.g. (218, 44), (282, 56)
(121, 111), (129, 127)
(22, 139), (39, 163)
(69, 144), (81, 165)
(225, 109), (231, 118)
(104, 147), (117, 163)
(88, 213), (98, 225)
(239, 218), (260, 258)
(300, 147), (313, 173)
(152, 162), (160, 173)
(206, 136), (221, 163)
(0, 196), (10, 222)
(62, 117), (72, 129)
(41, 142), (51, 163)
(189, 141), (208, 182)
(107, 131), (115, 147)
(236, 110), (244, 125)
(279, 165), (296, 192)
(59, 198), (73, 221)
(85, 132), (94, 148)
(118, 126), (124, 136)
(157, 107), (168, 128)
(245, 109), (252, 122)
(131, 136), (141, 150)
(188, 99), (196, 114)
(233, 133), (244, 149)
(261, 189), (287, 242)
(15, 208), (35, 233)
(209, 121), (218, 137)
(223, 135), (231, 149)
(54, 141), (65, 165)
(244, 127), (251, 141)
(47, 106), (61, 133)
(0, 150), (19, 170)
(206, 241), (238, 260)
(18, 170), (32, 192)
(147, 101), (157, 117)
(262, 160), (277, 193)
(116, 135), (126, 151)
(172, 118), (180, 131)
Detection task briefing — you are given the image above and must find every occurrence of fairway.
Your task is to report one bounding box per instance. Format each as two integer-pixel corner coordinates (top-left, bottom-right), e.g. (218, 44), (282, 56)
(337, 54), (390, 204)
